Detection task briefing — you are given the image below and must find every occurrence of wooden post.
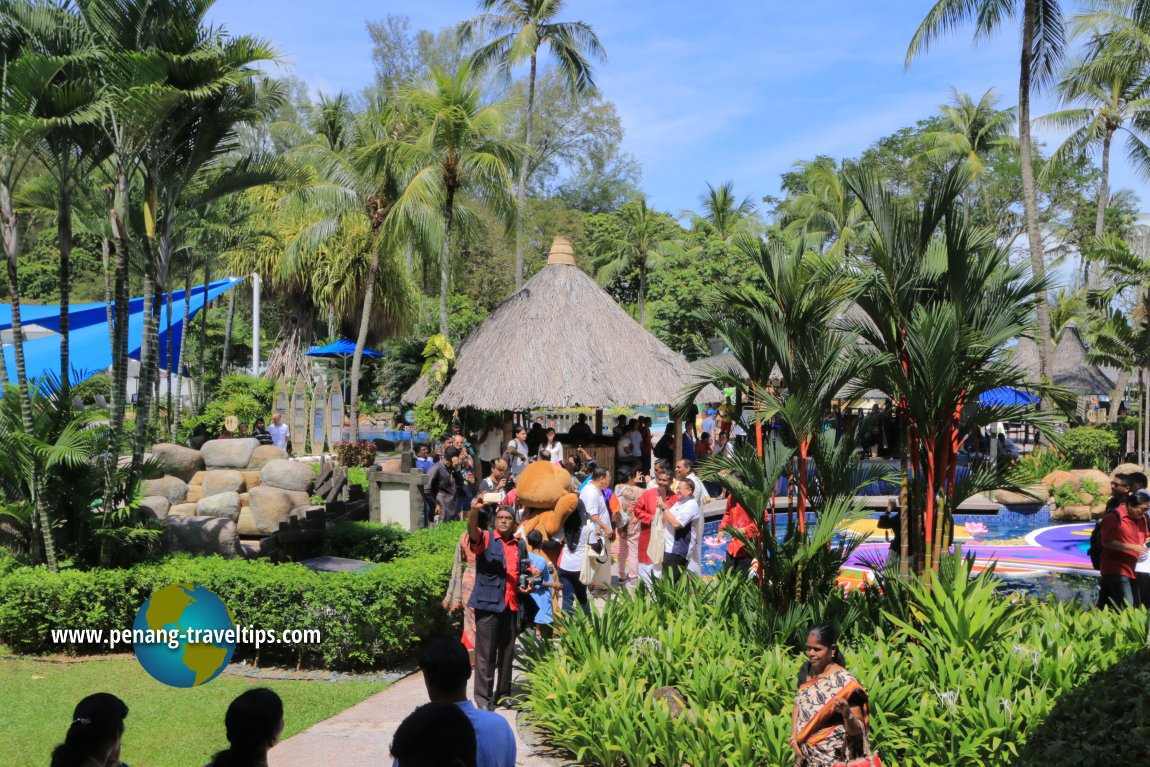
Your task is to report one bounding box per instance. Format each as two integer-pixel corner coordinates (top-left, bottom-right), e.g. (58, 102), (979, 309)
(594, 408), (603, 437)
(673, 417), (683, 464)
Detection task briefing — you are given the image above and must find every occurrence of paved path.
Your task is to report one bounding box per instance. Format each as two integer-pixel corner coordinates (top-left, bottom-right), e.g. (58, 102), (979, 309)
(271, 669), (569, 767)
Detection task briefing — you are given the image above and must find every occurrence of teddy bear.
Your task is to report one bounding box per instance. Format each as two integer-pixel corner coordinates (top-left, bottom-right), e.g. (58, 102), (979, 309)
(515, 459), (580, 541)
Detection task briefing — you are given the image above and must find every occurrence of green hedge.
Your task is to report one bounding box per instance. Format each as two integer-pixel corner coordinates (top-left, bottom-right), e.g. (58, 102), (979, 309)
(0, 523), (464, 670)
(322, 521), (408, 563)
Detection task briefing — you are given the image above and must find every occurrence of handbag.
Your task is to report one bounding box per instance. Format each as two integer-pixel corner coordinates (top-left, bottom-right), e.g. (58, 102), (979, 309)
(831, 731), (882, 767)
(579, 527), (611, 587)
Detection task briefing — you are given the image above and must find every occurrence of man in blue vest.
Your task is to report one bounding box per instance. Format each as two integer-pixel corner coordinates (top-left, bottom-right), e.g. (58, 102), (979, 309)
(467, 498), (529, 710)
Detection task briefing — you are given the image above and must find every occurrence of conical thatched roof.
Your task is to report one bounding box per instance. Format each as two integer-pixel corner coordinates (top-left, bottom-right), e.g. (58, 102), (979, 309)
(404, 237), (723, 410)
(1010, 323), (1113, 395)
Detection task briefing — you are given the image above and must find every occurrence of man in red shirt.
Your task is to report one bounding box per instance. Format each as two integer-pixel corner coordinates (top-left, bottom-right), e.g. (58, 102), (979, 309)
(720, 493), (759, 575)
(467, 501), (528, 709)
(631, 469), (678, 587)
(1099, 488), (1150, 609)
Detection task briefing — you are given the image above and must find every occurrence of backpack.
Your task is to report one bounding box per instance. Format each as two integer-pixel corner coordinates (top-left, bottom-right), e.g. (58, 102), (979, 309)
(1088, 509), (1117, 570)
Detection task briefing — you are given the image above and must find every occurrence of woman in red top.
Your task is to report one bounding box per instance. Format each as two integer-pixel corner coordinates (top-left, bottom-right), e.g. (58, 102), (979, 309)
(720, 493), (759, 575)
(1099, 489), (1150, 609)
(631, 470), (678, 587)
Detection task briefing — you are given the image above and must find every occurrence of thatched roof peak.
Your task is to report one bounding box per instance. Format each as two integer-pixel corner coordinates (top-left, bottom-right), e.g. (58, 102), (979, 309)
(547, 236), (576, 266)
(403, 236), (722, 410)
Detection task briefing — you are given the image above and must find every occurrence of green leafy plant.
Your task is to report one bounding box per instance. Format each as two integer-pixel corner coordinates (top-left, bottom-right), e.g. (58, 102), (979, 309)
(322, 522), (407, 562)
(1012, 447), (1072, 484)
(1052, 482), (1085, 509)
(180, 373), (276, 440)
(1059, 427), (1120, 470)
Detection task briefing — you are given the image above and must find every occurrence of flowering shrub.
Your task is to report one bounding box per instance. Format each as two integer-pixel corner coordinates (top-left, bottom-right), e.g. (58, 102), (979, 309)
(331, 440), (377, 467)
(1012, 447), (1072, 484)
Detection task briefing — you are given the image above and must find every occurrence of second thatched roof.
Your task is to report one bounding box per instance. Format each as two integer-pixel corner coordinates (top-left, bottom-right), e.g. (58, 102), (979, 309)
(404, 237), (723, 410)
(1010, 323), (1115, 395)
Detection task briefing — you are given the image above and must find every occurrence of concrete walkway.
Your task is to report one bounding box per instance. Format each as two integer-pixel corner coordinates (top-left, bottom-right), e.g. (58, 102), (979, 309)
(271, 669), (570, 767)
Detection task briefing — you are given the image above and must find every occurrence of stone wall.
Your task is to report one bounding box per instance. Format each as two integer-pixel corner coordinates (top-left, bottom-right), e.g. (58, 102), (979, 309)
(141, 440), (316, 558)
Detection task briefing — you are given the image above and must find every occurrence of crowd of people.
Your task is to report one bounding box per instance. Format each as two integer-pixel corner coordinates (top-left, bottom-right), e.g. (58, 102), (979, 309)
(1092, 471), (1150, 609)
(187, 412), (290, 450)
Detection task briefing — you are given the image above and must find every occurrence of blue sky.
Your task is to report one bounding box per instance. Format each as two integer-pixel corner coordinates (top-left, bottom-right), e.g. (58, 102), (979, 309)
(208, 0), (1145, 216)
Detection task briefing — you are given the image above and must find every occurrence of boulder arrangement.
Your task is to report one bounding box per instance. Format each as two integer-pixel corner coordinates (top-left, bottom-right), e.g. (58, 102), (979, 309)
(140, 438), (318, 558)
(1042, 467), (1119, 521)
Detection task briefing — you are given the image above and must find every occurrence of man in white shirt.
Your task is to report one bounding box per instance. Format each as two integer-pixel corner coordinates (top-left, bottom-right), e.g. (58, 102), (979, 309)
(268, 412), (289, 450)
(579, 467), (614, 539)
(675, 459), (706, 574)
(662, 479), (701, 583)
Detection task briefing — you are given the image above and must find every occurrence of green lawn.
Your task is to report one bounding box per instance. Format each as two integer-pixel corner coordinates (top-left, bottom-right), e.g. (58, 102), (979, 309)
(1, 653), (387, 767)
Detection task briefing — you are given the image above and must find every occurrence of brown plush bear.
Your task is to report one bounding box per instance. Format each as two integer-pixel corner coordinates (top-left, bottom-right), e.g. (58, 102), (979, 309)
(516, 460), (580, 541)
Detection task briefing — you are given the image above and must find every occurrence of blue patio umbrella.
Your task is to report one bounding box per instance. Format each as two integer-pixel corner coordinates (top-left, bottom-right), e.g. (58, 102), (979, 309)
(305, 340), (384, 399)
(979, 386), (1039, 407)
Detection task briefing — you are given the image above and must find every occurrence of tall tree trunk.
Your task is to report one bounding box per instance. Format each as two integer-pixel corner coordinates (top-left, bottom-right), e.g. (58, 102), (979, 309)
(1, 182), (57, 571)
(638, 268), (646, 326)
(57, 183), (73, 391)
(439, 193), (455, 336)
(133, 259), (156, 463)
(349, 249), (381, 443)
(101, 238), (113, 357)
(197, 258), (211, 412)
(107, 163), (133, 516)
(1089, 126), (1115, 291)
(173, 260), (192, 437)
(222, 289), (236, 372)
(326, 304), (335, 339)
(1020, 1), (1053, 391)
(165, 272), (174, 433)
(513, 53), (537, 289)
(1109, 368), (1131, 423)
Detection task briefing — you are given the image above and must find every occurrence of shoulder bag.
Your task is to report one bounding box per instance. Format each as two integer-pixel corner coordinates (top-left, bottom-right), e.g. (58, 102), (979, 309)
(832, 729), (882, 767)
(579, 527), (611, 587)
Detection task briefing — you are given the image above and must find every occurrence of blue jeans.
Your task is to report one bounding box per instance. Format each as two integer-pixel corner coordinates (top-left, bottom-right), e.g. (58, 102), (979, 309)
(1099, 574), (1135, 609)
(558, 568), (588, 614)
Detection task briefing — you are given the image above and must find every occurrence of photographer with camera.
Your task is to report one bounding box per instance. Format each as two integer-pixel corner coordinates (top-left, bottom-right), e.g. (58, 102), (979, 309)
(467, 501), (526, 710)
(477, 459), (510, 513)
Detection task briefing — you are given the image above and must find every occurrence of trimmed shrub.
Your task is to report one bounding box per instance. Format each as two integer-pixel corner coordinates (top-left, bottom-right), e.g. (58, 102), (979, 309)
(1059, 427), (1120, 470)
(332, 441), (377, 468)
(322, 521), (407, 563)
(0, 523), (463, 670)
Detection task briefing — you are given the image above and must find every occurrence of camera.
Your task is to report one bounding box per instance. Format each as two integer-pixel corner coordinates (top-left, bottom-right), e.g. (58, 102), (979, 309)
(503, 472), (516, 491)
(519, 573), (542, 591)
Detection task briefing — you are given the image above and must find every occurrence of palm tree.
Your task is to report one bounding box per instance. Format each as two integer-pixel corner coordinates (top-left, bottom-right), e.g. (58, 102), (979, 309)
(1038, 50), (1150, 288)
(779, 161), (869, 258)
(908, 0), (1067, 394)
(268, 97), (419, 441)
(844, 164), (1057, 576)
(459, 0), (605, 289)
(390, 61), (522, 335)
(692, 236), (868, 531)
(592, 198), (676, 325)
(4, 0), (106, 393)
(919, 88), (1018, 176)
(685, 181), (757, 242)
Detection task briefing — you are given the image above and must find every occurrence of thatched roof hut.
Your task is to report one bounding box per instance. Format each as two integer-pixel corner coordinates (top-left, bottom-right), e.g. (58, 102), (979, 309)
(404, 237), (723, 410)
(1010, 323), (1114, 395)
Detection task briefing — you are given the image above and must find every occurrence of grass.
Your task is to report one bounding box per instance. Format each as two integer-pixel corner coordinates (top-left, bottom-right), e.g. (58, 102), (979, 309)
(1, 651), (387, 767)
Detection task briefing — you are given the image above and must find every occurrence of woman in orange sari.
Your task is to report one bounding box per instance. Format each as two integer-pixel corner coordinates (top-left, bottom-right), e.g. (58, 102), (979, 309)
(789, 623), (870, 767)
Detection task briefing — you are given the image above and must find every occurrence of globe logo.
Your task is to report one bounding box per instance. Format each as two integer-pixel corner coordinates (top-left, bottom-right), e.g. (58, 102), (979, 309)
(132, 583), (237, 688)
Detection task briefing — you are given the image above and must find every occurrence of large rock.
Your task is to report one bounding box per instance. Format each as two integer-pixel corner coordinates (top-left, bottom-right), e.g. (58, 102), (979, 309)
(237, 507), (259, 536)
(196, 491), (241, 521)
(164, 516), (243, 558)
(1072, 469), (1111, 493)
(140, 476), (188, 505)
(188, 471), (207, 487)
(260, 459), (316, 493)
(993, 486), (1046, 506)
(1113, 463), (1143, 478)
(139, 496), (171, 520)
(1052, 503), (1105, 522)
(247, 445), (288, 470)
(378, 457), (402, 473)
(149, 443), (205, 481)
(241, 471), (262, 491)
(1042, 471), (1080, 492)
(202, 470), (244, 497)
(186, 485), (205, 504)
(200, 438), (260, 470)
(247, 485), (311, 534)
(169, 503), (198, 517)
